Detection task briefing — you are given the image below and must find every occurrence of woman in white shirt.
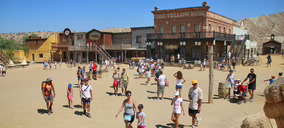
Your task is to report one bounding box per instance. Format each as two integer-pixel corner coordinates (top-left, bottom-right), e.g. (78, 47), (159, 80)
(173, 71), (186, 96)
(171, 91), (185, 128)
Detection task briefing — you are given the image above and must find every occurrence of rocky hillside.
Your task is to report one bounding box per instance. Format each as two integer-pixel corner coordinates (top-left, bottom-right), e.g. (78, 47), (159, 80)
(239, 12), (284, 45)
(0, 32), (59, 44)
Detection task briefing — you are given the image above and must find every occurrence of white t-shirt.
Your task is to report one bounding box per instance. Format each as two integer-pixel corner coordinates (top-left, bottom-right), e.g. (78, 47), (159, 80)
(146, 71), (151, 78)
(0, 65), (3, 71)
(158, 75), (166, 86)
(189, 87), (203, 110)
(81, 84), (92, 98)
(173, 97), (183, 114)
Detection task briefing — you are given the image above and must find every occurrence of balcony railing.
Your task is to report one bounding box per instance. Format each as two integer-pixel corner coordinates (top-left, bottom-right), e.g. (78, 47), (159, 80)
(104, 44), (132, 50)
(147, 32), (236, 41)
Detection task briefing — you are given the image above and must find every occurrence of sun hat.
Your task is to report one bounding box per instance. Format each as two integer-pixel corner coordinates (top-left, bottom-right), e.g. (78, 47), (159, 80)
(174, 91), (179, 96)
(192, 80), (198, 84)
(46, 78), (52, 82)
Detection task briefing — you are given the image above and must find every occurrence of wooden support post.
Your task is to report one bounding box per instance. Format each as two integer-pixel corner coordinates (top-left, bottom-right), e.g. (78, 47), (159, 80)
(87, 50), (89, 64)
(208, 41), (214, 104)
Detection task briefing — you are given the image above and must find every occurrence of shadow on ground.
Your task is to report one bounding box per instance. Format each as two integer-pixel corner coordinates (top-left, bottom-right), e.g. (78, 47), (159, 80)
(74, 111), (84, 116)
(106, 92), (124, 96)
(74, 105), (82, 108)
(156, 123), (189, 128)
(37, 109), (48, 114)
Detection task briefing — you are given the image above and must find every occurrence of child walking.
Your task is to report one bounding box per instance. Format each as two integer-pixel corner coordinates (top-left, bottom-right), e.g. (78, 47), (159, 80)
(264, 75), (276, 85)
(137, 104), (146, 128)
(67, 83), (74, 109)
(171, 91), (185, 128)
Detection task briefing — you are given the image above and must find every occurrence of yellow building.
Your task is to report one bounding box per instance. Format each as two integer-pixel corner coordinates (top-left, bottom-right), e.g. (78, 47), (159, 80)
(11, 34), (59, 63)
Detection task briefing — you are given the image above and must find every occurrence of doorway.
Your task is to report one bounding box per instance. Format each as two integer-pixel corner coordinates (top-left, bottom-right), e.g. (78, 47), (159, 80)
(32, 54), (35, 61)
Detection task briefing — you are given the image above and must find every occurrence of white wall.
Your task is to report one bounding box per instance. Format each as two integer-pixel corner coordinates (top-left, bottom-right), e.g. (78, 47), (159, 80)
(233, 26), (248, 35)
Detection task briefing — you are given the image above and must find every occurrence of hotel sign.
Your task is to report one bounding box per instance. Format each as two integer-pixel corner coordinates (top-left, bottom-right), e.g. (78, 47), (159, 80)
(155, 11), (205, 19)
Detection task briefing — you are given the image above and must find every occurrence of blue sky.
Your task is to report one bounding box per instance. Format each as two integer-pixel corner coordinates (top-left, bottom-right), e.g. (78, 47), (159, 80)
(0, 0), (283, 33)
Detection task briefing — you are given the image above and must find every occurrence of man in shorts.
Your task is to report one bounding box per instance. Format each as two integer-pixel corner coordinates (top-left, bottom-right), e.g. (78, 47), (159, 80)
(93, 62), (98, 80)
(188, 80), (203, 128)
(81, 78), (93, 118)
(120, 68), (129, 96)
(42, 78), (56, 115)
(242, 68), (256, 102)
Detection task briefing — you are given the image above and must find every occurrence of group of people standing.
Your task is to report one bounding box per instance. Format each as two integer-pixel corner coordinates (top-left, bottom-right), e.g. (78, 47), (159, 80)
(43, 60), (61, 70)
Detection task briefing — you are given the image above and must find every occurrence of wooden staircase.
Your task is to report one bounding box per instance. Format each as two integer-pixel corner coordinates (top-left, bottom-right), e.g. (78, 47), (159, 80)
(94, 45), (112, 62)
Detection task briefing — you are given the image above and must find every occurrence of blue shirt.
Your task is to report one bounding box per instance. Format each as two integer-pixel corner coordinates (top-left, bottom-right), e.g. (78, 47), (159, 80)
(137, 112), (146, 126)
(80, 69), (86, 80)
(269, 79), (275, 84)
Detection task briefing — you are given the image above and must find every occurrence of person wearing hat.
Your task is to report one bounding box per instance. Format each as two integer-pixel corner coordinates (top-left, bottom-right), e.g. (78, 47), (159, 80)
(41, 78), (56, 115)
(188, 80), (203, 128)
(67, 83), (74, 109)
(171, 91), (185, 128)
(80, 78), (93, 118)
(136, 104), (146, 128)
(225, 70), (235, 99)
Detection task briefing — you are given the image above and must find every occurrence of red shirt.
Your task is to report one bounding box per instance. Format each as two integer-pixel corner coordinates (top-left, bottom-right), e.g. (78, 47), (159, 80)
(93, 64), (97, 70)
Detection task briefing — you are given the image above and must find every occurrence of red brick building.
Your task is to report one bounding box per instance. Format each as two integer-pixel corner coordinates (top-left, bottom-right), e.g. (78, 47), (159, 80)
(147, 2), (237, 61)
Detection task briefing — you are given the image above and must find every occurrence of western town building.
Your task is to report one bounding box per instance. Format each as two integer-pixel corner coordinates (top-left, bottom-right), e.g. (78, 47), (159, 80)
(147, 2), (250, 61)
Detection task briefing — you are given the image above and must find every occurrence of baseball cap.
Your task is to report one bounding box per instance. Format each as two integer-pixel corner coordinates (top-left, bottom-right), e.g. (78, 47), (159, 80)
(68, 83), (72, 88)
(192, 80), (198, 84)
(84, 78), (89, 82)
(174, 91), (179, 96)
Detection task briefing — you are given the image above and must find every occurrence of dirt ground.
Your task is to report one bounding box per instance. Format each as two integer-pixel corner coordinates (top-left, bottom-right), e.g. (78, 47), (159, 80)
(0, 55), (283, 128)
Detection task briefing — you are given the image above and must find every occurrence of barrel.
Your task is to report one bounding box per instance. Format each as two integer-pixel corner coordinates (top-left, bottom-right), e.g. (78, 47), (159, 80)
(218, 82), (230, 98)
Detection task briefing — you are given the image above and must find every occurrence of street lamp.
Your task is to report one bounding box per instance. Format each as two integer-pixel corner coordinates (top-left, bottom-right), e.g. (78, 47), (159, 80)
(180, 41), (186, 59)
(146, 42), (152, 59)
(157, 42), (163, 59)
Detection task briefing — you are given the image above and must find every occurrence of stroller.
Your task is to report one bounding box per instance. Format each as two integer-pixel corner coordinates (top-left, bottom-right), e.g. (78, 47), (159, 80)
(233, 84), (248, 104)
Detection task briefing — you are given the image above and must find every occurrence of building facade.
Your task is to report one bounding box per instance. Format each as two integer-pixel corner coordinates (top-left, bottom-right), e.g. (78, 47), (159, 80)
(147, 2), (241, 61)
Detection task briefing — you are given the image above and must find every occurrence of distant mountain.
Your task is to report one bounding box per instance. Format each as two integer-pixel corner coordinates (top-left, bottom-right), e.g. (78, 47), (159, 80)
(0, 32), (59, 44)
(239, 12), (284, 46)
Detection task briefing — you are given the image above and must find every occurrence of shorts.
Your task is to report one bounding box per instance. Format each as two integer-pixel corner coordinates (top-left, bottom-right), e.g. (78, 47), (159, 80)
(121, 81), (128, 89)
(203, 65), (206, 68)
(77, 76), (80, 80)
(157, 85), (165, 94)
(248, 83), (256, 90)
(138, 126), (146, 128)
(2, 71), (6, 74)
(93, 70), (98, 74)
(68, 95), (73, 100)
(82, 98), (91, 104)
(232, 62), (236, 66)
(123, 114), (134, 123)
(176, 85), (182, 89)
(45, 95), (54, 103)
(188, 108), (199, 115)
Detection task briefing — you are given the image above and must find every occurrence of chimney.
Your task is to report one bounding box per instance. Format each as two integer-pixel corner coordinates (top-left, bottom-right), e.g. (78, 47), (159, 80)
(155, 6), (159, 11)
(202, 1), (208, 7)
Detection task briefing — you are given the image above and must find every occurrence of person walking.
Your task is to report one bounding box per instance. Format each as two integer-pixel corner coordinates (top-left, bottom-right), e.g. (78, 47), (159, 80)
(137, 104), (146, 128)
(157, 70), (166, 100)
(171, 91), (185, 128)
(173, 71), (186, 96)
(241, 68), (256, 102)
(115, 91), (138, 128)
(266, 54), (272, 68)
(113, 70), (120, 96)
(188, 80), (203, 128)
(80, 78), (93, 118)
(225, 70), (235, 99)
(41, 78), (56, 115)
(121, 68), (129, 96)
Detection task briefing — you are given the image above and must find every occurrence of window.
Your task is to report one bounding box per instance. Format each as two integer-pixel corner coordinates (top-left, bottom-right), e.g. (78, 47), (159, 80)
(194, 24), (200, 32)
(219, 26), (221, 32)
(82, 52), (86, 58)
(63, 51), (67, 59)
(160, 26), (164, 33)
(180, 25), (186, 32)
(36, 40), (38, 45)
(208, 24), (212, 32)
(39, 54), (43, 58)
(136, 36), (141, 43)
(224, 27), (226, 33)
(63, 36), (67, 42)
(172, 26), (177, 34)
(228, 29), (231, 34)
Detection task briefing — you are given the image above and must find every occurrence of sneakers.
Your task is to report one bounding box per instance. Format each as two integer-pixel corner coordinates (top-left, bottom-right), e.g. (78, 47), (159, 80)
(250, 98), (254, 102)
(83, 109), (86, 115)
(121, 94), (125, 96)
(196, 118), (201, 126)
(48, 111), (51, 115)
(86, 113), (91, 118)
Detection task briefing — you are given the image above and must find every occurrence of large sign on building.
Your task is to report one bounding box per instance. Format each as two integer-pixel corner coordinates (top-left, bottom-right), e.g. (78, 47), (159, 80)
(155, 11), (206, 19)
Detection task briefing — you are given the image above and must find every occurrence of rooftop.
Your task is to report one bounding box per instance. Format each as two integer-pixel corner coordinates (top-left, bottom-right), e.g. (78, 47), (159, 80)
(100, 28), (131, 33)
